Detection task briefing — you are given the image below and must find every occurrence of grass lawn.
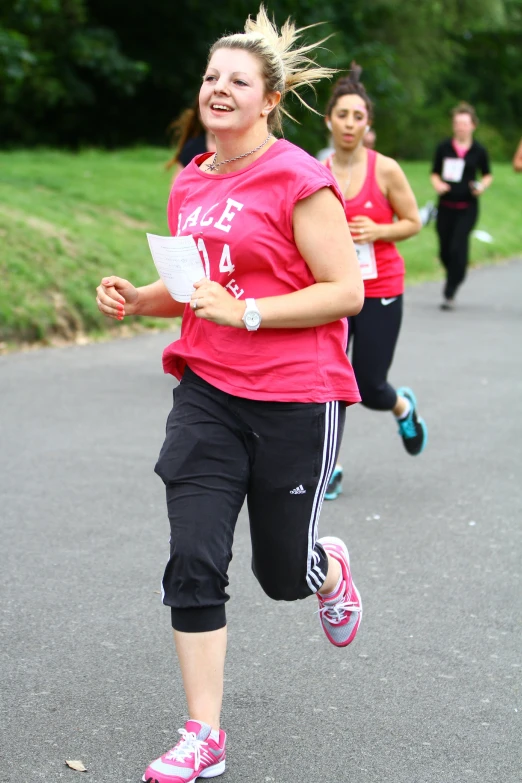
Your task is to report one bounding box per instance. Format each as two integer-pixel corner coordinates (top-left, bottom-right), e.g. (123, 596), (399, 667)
(1, 148), (520, 346)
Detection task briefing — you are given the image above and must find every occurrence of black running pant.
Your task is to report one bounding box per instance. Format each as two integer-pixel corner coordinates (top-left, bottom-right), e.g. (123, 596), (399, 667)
(154, 368), (345, 633)
(347, 295), (403, 411)
(436, 201), (478, 299)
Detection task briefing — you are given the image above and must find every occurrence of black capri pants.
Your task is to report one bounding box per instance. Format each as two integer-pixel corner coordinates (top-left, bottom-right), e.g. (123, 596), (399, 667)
(348, 294), (403, 411)
(154, 368), (346, 633)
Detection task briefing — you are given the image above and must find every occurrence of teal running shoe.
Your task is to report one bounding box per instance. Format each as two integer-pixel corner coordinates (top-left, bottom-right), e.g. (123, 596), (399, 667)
(324, 465), (343, 500)
(396, 387), (428, 456)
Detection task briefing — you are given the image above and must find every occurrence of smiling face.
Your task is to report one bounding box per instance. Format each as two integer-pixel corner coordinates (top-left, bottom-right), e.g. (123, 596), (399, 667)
(452, 111), (475, 143)
(199, 47), (280, 137)
(327, 93), (369, 152)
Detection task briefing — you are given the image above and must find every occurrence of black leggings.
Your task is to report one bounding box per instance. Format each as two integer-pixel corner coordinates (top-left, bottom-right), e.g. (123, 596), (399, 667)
(436, 201), (478, 299)
(347, 295), (403, 411)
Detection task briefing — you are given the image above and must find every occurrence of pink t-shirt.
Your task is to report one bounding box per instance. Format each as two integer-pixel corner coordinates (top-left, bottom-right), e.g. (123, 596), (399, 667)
(162, 139), (361, 404)
(326, 149), (404, 298)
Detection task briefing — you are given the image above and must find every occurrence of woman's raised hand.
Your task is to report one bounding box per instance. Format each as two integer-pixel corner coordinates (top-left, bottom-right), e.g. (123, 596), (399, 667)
(348, 215), (383, 244)
(96, 276), (139, 320)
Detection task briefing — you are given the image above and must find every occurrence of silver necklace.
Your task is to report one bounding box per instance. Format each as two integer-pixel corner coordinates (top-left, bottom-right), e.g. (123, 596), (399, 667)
(332, 152), (355, 195)
(205, 133), (272, 172)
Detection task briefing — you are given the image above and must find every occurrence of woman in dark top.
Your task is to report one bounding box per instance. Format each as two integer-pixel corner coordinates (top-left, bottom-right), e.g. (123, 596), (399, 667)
(431, 102), (493, 310)
(166, 97), (216, 181)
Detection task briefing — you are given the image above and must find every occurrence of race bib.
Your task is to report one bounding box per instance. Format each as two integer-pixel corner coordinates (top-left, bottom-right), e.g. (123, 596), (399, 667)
(354, 242), (377, 280)
(442, 157), (465, 183)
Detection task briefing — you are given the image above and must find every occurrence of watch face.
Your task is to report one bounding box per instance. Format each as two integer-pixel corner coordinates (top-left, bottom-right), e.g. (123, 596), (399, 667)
(245, 311), (261, 328)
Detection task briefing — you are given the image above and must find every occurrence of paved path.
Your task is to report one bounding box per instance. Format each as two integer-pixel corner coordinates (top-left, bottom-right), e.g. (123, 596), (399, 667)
(1, 261), (521, 782)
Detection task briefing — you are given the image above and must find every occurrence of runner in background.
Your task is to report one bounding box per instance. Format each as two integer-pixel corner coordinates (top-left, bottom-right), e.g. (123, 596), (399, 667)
(96, 7), (365, 782)
(316, 133), (334, 161)
(431, 103), (493, 310)
(513, 138), (522, 172)
(362, 126), (376, 149)
(322, 63), (427, 501)
(166, 97), (216, 182)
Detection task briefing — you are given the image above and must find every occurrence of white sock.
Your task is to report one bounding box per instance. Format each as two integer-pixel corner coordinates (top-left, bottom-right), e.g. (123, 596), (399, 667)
(320, 569), (343, 600)
(396, 399), (411, 420)
(209, 728), (220, 744)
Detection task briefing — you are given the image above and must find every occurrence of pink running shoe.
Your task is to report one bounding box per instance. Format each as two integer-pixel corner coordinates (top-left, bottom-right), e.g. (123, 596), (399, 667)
(316, 536), (362, 647)
(143, 720), (226, 783)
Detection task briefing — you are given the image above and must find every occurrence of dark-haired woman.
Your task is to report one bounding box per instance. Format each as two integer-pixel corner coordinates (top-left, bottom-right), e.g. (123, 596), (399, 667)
(166, 98), (216, 181)
(431, 103), (493, 310)
(322, 65), (426, 500)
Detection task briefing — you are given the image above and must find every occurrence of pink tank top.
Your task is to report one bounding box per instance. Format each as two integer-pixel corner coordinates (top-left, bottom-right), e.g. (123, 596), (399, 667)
(326, 149), (405, 297)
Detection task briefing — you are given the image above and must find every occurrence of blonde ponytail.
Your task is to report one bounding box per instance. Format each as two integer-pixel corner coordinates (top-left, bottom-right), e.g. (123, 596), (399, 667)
(208, 4), (336, 134)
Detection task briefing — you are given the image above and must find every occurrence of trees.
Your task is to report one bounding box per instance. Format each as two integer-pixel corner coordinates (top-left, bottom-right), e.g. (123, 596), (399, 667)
(0, 0), (147, 145)
(372, 0), (522, 158)
(1, 0), (521, 156)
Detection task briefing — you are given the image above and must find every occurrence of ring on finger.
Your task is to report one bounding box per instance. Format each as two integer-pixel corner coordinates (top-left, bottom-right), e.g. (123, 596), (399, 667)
(191, 299), (198, 310)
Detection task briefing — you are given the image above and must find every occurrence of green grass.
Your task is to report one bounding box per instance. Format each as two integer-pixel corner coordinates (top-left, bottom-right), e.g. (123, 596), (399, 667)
(0, 147), (172, 344)
(0, 149), (520, 345)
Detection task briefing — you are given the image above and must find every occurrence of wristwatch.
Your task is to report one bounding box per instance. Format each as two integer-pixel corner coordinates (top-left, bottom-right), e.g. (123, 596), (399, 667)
(242, 298), (262, 331)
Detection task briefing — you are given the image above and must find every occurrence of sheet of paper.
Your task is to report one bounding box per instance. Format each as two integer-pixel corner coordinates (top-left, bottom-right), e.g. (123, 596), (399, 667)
(146, 234), (205, 302)
(442, 157), (465, 183)
(354, 242), (378, 280)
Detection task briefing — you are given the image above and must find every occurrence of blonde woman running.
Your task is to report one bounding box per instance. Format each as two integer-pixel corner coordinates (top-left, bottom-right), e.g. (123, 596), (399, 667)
(96, 7), (364, 782)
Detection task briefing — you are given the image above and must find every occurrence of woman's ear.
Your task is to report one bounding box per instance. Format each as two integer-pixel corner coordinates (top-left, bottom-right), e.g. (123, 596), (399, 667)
(263, 91), (281, 117)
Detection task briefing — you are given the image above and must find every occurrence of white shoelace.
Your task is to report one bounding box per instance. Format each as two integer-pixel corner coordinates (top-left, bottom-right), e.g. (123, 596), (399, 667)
(166, 729), (206, 769)
(318, 598), (361, 625)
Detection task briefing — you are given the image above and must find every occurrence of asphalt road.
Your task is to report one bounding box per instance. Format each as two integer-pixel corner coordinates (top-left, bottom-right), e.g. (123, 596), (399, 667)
(1, 261), (521, 783)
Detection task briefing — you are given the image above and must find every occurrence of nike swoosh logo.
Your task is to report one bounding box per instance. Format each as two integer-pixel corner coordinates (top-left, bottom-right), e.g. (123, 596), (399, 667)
(381, 297), (398, 306)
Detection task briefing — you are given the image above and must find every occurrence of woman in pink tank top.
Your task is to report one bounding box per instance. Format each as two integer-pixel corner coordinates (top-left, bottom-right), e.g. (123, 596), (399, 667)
(322, 63), (428, 500)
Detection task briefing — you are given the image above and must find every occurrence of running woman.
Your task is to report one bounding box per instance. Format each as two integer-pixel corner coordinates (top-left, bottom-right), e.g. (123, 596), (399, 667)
(431, 102), (493, 310)
(96, 7), (364, 782)
(166, 98), (216, 182)
(322, 64), (426, 501)
(513, 137), (522, 172)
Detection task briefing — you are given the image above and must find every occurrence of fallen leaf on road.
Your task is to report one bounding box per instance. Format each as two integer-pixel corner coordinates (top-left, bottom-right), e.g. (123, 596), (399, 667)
(65, 760), (87, 771)
(153, 590), (161, 594)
